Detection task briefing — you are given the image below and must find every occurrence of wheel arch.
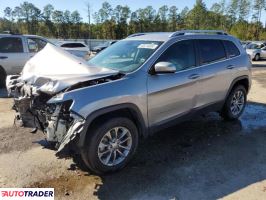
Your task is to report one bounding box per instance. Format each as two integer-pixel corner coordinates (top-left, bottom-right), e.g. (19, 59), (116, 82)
(226, 76), (250, 99)
(77, 103), (148, 149)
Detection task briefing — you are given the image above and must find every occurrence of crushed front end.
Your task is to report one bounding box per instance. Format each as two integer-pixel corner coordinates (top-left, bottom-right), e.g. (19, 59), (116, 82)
(6, 43), (121, 155)
(7, 76), (85, 154)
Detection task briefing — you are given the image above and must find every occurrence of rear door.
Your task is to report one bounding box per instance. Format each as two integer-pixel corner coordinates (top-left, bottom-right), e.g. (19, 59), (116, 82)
(196, 39), (238, 107)
(147, 39), (201, 126)
(0, 36), (28, 74)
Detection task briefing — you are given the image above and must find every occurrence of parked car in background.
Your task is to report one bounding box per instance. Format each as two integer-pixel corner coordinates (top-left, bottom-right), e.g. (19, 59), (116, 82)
(91, 40), (117, 53)
(241, 41), (250, 49)
(245, 42), (266, 61)
(0, 33), (51, 87)
(7, 30), (251, 174)
(58, 41), (90, 60)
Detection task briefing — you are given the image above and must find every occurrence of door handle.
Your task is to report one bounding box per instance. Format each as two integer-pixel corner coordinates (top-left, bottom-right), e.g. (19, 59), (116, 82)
(0, 56), (8, 59)
(188, 74), (200, 79)
(226, 65), (235, 69)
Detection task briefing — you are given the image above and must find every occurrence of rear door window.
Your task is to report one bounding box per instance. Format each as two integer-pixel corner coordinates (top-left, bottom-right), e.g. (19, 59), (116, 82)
(0, 37), (24, 53)
(223, 40), (240, 58)
(198, 39), (226, 65)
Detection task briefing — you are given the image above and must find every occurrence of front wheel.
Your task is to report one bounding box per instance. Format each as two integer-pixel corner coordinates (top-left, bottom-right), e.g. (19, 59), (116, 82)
(254, 54), (260, 61)
(81, 117), (139, 174)
(221, 85), (247, 121)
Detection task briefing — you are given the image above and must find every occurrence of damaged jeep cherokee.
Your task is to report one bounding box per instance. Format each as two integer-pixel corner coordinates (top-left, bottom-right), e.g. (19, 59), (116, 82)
(7, 30), (251, 174)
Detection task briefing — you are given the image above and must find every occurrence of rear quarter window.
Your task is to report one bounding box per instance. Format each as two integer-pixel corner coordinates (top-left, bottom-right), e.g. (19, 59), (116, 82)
(223, 40), (240, 58)
(198, 39), (226, 65)
(0, 37), (24, 53)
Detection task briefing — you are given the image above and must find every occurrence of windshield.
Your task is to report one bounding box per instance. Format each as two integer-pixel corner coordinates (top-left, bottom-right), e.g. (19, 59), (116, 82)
(88, 40), (162, 72)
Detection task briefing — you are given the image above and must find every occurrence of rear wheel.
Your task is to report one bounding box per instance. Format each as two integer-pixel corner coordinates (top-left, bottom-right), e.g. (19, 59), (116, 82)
(0, 67), (6, 88)
(81, 117), (139, 174)
(221, 85), (247, 121)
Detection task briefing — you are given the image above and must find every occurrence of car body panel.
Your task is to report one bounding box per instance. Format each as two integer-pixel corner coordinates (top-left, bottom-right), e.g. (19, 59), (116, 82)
(0, 52), (30, 74)
(48, 71), (149, 127)
(246, 48), (261, 60)
(245, 42), (266, 60)
(7, 44), (118, 95)
(6, 31), (251, 156)
(147, 68), (201, 126)
(0, 34), (51, 75)
(260, 47), (266, 58)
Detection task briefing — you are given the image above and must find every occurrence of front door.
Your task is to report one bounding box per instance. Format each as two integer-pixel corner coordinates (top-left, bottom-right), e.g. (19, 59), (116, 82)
(147, 40), (201, 126)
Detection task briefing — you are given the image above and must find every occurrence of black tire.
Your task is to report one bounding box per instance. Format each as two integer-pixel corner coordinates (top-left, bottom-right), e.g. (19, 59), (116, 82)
(253, 53), (260, 61)
(221, 85), (247, 121)
(0, 67), (6, 88)
(81, 117), (139, 174)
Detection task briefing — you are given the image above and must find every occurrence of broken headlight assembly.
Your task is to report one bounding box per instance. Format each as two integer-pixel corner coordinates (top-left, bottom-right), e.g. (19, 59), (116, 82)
(47, 92), (65, 103)
(45, 100), (74, 143)
(45, 99), (85, 153)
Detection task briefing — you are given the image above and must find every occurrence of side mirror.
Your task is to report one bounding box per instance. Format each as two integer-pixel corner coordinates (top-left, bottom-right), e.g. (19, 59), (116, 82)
(154, 62), (176, 74)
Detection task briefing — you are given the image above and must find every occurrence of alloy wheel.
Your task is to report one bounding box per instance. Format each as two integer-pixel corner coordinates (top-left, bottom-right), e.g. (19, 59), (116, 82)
(230, 90), (245, 116)
(97, 127), (132, 166)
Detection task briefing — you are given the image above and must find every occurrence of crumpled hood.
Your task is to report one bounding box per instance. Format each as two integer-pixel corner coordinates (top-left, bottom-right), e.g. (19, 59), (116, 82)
(18, 43), (118, 94)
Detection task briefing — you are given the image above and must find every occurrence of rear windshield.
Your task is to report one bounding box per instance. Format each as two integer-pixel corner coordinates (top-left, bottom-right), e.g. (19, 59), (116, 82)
(61, 43), (86, 48)
(0, 37), (23, 53)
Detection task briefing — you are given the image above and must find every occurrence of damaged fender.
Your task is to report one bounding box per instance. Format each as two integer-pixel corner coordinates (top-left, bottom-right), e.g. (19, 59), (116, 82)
(56, 119), (85, 154)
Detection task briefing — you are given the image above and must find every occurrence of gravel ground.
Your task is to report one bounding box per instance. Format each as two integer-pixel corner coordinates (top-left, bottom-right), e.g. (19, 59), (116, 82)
(0, 64), (266, 200)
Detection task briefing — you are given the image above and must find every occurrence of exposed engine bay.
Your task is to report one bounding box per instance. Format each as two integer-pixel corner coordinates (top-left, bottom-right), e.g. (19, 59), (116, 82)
(6, 44), (123, 154)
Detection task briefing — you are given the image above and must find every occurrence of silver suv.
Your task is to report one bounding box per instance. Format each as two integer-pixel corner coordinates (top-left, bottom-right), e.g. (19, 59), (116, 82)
(7, 30), (251, 174)
(0, 33), (50, 87)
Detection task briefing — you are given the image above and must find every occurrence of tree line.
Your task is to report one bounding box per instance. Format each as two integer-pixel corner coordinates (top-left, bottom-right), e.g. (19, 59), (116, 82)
(0, 0), (266, 41)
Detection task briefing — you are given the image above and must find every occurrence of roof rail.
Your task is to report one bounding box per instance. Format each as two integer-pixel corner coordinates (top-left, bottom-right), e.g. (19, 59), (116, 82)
(169, 30), (227, 38)
(127, 33), (147, 38)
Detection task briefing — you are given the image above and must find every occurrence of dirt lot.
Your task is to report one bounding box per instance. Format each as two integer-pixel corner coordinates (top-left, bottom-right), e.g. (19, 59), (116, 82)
(0, 64), (266, 200)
